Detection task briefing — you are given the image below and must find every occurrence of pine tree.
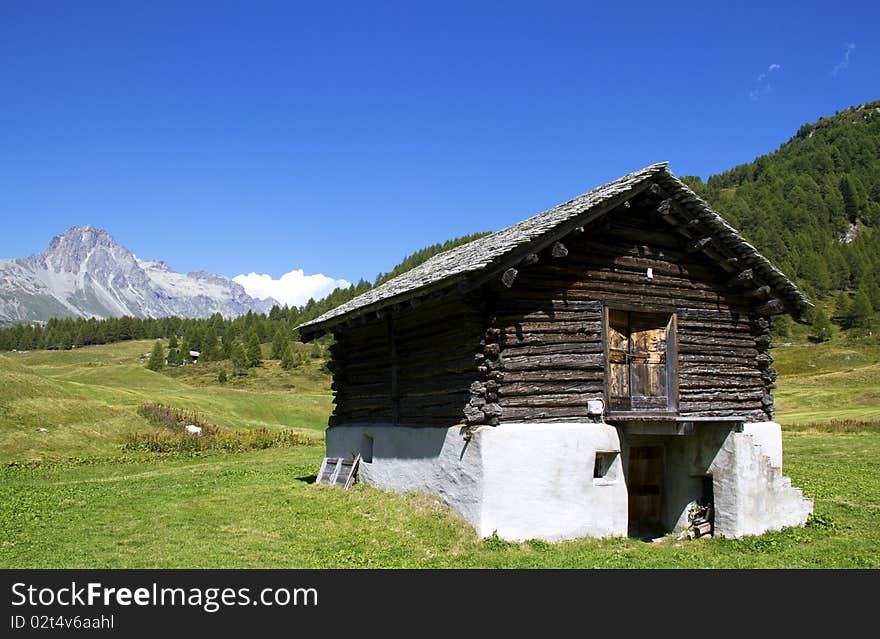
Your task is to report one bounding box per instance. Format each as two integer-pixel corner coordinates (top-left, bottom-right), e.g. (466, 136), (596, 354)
(810, 308), (834, 343)
(147, 341), (165, 371)
(271, 329), (288, 360)
(770, 314), (793, 339)
(246, 332), (262, 367)
(840, 176), (860, 223)
(188, 326), (204, 354)
(231, 342), (249, 376)
(849, 289), (873, 331)
(280, 344), (299, 370)
(178, 340), (191, 366)
(203, 327), (220, 362)
(833, 291), (851, 325)
(166, 334), (179, 366)
(866, 281), (880, 312)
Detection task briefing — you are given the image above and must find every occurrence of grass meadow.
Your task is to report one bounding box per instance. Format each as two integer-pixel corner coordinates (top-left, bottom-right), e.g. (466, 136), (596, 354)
(1, 336), (878, 568)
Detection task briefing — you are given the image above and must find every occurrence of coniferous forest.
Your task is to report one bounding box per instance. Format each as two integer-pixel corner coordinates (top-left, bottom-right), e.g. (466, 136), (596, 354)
(2, 100), (880, 352)
(0, 232), (491, 353)
(682, 100), (880, 338)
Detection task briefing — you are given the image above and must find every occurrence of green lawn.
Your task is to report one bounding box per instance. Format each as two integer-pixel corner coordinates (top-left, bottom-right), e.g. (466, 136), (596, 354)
(1, 432), (876, 568)
(1, 336), (879, 568)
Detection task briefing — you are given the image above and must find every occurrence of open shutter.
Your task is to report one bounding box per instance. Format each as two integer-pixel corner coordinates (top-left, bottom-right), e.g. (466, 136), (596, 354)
(606, 310), (675, 412)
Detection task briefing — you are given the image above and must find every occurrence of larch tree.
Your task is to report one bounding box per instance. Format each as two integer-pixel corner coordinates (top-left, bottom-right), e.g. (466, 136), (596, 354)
(147, 341), (165, 371)
(246, 332), (262, 367)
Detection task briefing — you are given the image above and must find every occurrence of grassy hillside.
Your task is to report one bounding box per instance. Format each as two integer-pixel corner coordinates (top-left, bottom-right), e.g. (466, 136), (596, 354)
(0, 340), (331, 462)
(774, 335), (880, 424)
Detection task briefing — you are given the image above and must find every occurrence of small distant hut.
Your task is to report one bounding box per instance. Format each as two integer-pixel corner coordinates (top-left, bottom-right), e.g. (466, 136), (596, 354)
(299, 163), (814, 541)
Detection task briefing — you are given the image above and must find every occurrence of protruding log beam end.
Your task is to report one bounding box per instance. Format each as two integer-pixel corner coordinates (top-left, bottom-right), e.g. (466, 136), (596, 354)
(657, 199), (673, 216)
(501, 267), (518, 288)
(727, 268), (755, 288)
(745, 285), (772, 301)
(687, 236), (713, 253)
(551, 241), (569, 258)
(755, 298), (786, 316)
(522, 253), (539, 266)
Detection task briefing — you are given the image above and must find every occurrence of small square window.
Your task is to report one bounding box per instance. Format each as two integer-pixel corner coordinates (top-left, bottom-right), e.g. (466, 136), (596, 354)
(594, 452), (617, 479)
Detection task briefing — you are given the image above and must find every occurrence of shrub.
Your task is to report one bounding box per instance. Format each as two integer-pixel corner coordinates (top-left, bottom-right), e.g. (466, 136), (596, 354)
(136, 402), (218, 435)
(122, 428), (316, 453)
(783, 419), (880, 433)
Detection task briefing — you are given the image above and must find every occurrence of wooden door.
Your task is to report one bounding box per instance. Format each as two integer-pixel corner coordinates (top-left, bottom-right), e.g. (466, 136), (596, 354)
(628, 445), (664, 538)
(607, 310), (673, 411)
(629, 312), (669, 410)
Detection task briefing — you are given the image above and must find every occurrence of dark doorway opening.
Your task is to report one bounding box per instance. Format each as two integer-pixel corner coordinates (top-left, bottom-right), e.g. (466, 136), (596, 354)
(628, 445), (665, 538)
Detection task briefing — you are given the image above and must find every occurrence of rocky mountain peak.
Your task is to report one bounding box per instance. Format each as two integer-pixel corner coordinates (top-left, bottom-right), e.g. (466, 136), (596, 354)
(0, 226), (279, 325)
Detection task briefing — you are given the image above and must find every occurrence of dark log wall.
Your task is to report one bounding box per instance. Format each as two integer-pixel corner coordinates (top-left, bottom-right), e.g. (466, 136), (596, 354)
(327, 190), (779, 429)
(486, 200), (773, 424)
(329, 291), (483, 427)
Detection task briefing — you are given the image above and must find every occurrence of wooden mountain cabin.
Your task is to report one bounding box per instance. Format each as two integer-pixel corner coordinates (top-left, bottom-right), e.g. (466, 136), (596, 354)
(300, 163), (814, 541)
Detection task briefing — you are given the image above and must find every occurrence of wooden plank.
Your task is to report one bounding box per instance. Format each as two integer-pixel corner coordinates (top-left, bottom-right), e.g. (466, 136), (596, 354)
(499, 331), (602, 345)
(501, 394), (604, 408)
(498, 369), (605, 383)
(495, 321), (603, 334)
(500, 405), (592, 419)
(501, 353), (605, 371)
(498, 381), (604, 397)
(678, 344), (758, 358)
(500, 342), (604, 357)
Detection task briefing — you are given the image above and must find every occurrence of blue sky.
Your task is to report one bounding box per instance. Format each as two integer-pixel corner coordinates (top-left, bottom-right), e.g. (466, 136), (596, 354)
(1, 1), (877, 304)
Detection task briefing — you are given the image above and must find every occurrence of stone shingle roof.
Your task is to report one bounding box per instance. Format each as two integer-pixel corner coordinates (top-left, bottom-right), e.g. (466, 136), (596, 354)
(300, 163), (811, 335)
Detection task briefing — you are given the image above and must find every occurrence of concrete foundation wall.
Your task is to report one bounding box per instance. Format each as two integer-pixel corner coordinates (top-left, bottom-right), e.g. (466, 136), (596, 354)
(709, 425), (813, 538)
(479, 422), (627, 541)
(325, 424), (484, 527)
(325, 419), (810, 542)
(742, 421), (783, 469)
(326, 422), (627, 541)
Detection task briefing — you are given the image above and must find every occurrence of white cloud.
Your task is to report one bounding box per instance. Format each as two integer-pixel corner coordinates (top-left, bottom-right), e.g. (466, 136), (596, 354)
(749, 63), (781, 101)
(831, 43), (856, 77)
(233, 269), (351, 307)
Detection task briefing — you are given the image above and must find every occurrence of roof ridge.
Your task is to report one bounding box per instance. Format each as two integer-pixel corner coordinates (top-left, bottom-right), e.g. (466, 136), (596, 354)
(299, 162), (809, 334)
